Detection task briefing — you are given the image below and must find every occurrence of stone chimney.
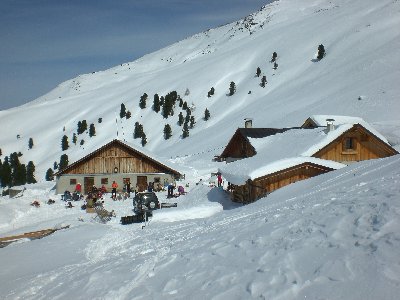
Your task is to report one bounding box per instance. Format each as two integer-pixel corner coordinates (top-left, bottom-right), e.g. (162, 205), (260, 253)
(326, 118), (335, 132)
(244, 118), (253, 128)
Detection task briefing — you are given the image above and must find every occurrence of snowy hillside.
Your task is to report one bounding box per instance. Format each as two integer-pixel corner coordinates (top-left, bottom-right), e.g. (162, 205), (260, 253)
(1, 0), (400, 299)
(0, 0), (399, 180)
(1, 150), (399, 299)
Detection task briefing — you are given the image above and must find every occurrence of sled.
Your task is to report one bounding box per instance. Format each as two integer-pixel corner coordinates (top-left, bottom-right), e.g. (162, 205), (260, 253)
(160, 202), (178, 208)
(93, 207), (116, 223)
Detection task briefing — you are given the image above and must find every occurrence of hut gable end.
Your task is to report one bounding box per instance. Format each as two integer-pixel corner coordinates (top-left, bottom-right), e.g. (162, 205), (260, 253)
(56, 139), (180, 176)
(220, 129), (256, 160)
(312, 124), (398, 163)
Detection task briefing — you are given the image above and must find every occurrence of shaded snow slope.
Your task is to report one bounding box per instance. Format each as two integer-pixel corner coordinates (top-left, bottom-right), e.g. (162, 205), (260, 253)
(0, 155), (399, 299)
(0, 0), (399, 180)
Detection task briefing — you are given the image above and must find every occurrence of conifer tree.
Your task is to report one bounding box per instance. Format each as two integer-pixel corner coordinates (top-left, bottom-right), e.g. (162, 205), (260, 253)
(77, 121), (82, 134)
(28, 138), (34, 149)
(77, 120), (87, 134)
(45, 168), (54, 181)
(182, 101), (188, 110)
(229, 81), (236, 96)
(0, 157), (11, 187)
(163, 124), (172, 140)
(204, 108), (210, 121)
(80, 139), (85, 146)
(72, 133), (77, 145)
(53, 161), (58, 170)
(98, 118), (102, 123)
(120, 103), (126, 118)
(182, 122), (189, 138)
(271, 51), (278, 62)
(185, 110), (191, 124)
(207, 87), (215, 98)
(317, 44), (325, 60)
(261, 75), (267, 88)
(9, 153), (26, 186)
(273, 62), (278, 70)
(0, 148), (2, 156)
(126, 111), (131, 119)
(26, 161), (37, 184)
(256, 67), (261, 77)
(13, 163), (26, 186)
(139, 93), (148, 109)
(153, 94), (161, 113)
(134, 122), (144, 139)
(162, 91), (177, 118)
(81, 120), (88, 133)
(61, 135), (69, 151)
(141, 133), (147, 146)
(59, 154), (69, 171)
(89, 123), (96, 137)
(178, 112), (184, 126)
(190, 116), (195, 129)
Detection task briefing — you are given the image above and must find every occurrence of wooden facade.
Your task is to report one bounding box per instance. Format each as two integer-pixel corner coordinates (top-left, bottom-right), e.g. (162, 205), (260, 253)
(231, 162), (334, 204)
(223, 123), (398, 203)
(60, 142), (175, 175)
(313, 125), (397, 163)
(55, 139), (181, 194)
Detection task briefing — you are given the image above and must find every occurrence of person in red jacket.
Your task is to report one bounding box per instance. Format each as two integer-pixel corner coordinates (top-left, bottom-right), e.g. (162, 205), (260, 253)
(111, 181), (118, 199)
(217, 173), (223, 187)
(75, 182), (82, 194)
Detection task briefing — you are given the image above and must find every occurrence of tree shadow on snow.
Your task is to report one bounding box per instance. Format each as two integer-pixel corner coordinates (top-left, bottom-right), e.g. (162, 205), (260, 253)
(207, 187), (242, 210)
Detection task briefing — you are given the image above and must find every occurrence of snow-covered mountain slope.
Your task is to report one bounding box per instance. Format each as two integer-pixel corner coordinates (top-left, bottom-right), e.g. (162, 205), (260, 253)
(0, 150), (399, 299)
(0, 0), (399, 180)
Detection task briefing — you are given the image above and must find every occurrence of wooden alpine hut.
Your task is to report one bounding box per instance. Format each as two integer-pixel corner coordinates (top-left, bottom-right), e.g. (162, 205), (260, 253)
(54, 139), (182, 194)
(219, 116), (398, 203)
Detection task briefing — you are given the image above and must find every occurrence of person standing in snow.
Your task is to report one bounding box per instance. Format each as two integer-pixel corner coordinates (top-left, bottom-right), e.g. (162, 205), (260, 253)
(217, 173), (223, 187)
(75, 182), (82, 194)
(111, 181), (118, 199)
(167, 183), (175, 198)
(126, 180), (131, 197)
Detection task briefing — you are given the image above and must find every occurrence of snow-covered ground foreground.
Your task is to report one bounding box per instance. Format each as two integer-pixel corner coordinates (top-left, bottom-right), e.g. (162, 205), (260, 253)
(1, 155), (399, 299)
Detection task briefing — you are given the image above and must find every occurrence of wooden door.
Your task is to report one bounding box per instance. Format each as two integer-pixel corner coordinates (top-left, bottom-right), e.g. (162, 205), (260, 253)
(84, 177), (94, 195)
(137, 176), (147, 192)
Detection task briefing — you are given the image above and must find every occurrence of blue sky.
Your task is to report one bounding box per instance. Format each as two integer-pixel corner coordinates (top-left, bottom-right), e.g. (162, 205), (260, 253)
(0, 0), (269, 110)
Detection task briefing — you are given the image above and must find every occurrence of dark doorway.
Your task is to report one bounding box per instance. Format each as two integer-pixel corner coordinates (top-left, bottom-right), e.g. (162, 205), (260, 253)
(137, 176), (147, 192)
(84, 177), (94, 194)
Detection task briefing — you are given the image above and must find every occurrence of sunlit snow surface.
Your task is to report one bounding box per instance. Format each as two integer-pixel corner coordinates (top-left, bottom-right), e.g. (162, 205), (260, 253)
(1, 0), (400, 298)
(1, 156), (400, 299)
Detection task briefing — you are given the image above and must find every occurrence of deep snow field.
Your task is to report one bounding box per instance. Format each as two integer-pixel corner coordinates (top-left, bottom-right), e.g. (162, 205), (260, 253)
(1, 155), (400, 299)
(1, 0), (400, 298)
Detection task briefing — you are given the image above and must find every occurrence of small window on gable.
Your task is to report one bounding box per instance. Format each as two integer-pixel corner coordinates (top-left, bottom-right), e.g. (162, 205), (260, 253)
(343, 137), (356, 151)
(70, 179), (77, 185)
(101, 178), (108, 185)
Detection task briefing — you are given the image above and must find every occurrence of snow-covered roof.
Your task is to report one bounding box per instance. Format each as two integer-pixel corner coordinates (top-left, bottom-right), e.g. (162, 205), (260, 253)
(219, 126), (348, 184)
(305, 115), (390, 145)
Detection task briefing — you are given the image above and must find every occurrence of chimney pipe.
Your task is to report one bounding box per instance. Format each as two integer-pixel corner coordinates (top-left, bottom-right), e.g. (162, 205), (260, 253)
(244, 118), (253, 128)
(326, 118), (335, 132)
